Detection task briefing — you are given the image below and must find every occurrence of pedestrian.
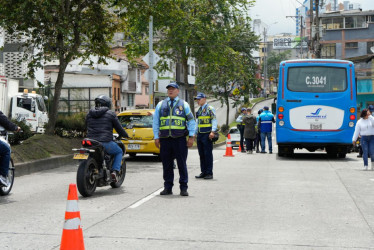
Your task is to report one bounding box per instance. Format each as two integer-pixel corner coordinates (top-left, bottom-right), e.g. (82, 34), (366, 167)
(236, 107), (247, 153)
(0, 111), (20, 187)
(259, 106), (275, 154)
(153, 82), (196, 196)
(352, 108), (374, 170)
(194, 93), (217, 180)
(243, 108), (257, 154)
(255, 109), (263, 153)
(86, 95), (129, 182)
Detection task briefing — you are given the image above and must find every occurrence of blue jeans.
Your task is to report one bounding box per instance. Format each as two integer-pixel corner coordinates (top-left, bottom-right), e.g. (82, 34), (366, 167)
(360, 135), (374, 166)
(260, 132), (272, 153)
(101, 141), (123, 171)
(0, 140), (11, 177)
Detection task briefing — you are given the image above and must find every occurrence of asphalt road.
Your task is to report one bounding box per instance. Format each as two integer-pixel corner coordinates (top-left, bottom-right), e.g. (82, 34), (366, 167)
(1, 142), (374, 249)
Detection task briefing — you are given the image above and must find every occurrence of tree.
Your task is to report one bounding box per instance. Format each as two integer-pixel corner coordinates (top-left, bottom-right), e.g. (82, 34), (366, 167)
(194, 14), (260, 126)
(0, 0), (124, 134)
(264, 50), (291, 83)
(119, 0), (256, 115)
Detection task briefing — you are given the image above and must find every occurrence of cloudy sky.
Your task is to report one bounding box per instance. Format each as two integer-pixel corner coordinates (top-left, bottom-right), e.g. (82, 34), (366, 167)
(249, 0), (374, 35)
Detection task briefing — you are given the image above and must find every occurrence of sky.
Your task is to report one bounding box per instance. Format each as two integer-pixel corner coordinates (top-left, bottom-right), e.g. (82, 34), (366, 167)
(249, 0), (374, 35)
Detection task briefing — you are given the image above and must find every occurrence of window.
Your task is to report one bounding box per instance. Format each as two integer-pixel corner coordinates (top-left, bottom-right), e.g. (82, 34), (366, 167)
(321, 44), (336, 59)
(287, 67), (347, 93)
(137, 69), (140, 82)
(346, 42), (358, 49)
(192, 66), (195, 76)
(367, 41), (374, 54)
(345, 16), (366, 29)
(17, 97), (35, 112)
(370, 15), (374, 23)
(188, 64), (190, 75)
(118, 115), (153, 129)
(145, 86), (149, 95)
(117, 88), (120, 101)
(128, 93), (134, 106)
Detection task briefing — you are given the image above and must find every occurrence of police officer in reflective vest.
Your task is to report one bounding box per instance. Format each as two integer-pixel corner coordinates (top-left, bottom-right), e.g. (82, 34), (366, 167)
(153, 82), (196, 196)
(194, 93), (217, 180)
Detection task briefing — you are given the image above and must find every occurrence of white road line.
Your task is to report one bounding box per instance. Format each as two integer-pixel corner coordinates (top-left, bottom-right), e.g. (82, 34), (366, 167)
(213, 160), (219, 164)
(370, 179), (374, 182)
(129, 187), (164, 209)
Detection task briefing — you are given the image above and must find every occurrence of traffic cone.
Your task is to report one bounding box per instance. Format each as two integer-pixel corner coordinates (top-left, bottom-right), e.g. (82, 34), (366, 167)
(223, 134), (235, 157)
(237, 144), (242, 152)
(60, 184), (85, 250)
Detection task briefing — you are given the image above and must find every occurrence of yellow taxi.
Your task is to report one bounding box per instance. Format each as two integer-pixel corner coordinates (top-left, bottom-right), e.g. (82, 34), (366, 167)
(116, 109), (160, 157)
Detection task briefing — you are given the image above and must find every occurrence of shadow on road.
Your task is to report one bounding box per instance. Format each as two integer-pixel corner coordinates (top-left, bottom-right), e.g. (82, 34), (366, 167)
(276, 152), (357, 162)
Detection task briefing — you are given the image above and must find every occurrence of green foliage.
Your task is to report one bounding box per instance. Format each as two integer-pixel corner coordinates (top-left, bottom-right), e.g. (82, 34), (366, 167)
(263, 50), (292, 82)
(220, 124), (230, 134)
(0, 0), (125, 134)
(8, 120), (33, 145)
(55, 113), (86, 138)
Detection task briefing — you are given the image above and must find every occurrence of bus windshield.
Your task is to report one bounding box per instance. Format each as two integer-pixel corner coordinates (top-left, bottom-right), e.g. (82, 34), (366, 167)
(288, 67), (347, 93)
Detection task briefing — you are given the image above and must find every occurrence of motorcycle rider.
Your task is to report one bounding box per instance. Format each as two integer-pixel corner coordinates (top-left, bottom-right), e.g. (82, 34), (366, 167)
(85, 95), (129, 182)
(0, 111), (20, 186)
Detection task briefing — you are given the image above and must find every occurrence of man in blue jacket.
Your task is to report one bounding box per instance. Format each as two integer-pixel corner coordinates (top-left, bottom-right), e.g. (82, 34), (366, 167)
(258, 106), (275, 154)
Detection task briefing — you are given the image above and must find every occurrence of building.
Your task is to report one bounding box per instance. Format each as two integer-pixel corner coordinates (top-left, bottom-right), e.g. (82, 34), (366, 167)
(0, 27), (44, 89)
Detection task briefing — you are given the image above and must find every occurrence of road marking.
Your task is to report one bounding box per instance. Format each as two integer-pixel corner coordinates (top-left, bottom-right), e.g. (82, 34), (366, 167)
(370, 179), (374, 182)
(129, 187), (164, 209)
(213, 160), (219, 164)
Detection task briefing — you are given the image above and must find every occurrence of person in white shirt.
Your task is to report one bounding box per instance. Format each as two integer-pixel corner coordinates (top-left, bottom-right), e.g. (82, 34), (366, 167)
(352, 108), (374, 170)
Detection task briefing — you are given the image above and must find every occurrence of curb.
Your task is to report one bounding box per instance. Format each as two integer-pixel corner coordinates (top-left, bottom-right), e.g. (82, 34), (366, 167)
(14, 155), (76, 177)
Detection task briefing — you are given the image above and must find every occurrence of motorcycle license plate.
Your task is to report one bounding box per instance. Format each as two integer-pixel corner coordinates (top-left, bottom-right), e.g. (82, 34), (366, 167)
(128, 144), (140, 150)
(73, 153), (89, 160)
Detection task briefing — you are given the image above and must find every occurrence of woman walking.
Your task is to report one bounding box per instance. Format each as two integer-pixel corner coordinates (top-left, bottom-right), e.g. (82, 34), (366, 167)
(352, 109), (374, 170)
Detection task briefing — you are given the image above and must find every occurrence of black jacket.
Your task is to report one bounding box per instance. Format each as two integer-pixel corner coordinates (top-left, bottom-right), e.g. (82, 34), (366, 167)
(86, 107), (128, 142)
(0, 111), (18, 131)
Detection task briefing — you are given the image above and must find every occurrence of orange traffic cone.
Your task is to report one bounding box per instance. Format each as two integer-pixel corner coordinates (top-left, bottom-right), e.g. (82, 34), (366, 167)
(237, 144), (242, 152)
(60, 184), (85, 250)
(223, 134), (235, 157)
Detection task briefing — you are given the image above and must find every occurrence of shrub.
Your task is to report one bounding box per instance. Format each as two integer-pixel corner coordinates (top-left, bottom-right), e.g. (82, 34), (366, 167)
(8, 119), (33, 145)
(220, 124), (230, 134)
(55, 112), (86, 138)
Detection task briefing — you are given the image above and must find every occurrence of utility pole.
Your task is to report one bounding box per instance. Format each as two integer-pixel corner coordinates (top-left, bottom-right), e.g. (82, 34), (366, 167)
(263, 27), (268, 97)
(148, 1), (154, 108)
(310, 0), (314, 55)
(300, 15), (304, 59)
(148, 16), (154, 108)
(314, 0), (321, 58)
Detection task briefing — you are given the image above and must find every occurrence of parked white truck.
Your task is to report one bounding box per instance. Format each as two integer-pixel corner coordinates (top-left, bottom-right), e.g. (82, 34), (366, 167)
(0, 76), (49, 133)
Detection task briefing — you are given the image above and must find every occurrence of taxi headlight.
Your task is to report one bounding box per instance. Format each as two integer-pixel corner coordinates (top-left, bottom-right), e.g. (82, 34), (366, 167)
(349, 122), (354, 127)
(279, 121), (285, 126)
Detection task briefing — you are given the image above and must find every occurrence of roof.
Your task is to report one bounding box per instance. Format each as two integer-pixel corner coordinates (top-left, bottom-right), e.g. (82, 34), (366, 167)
(344, 54), (374, 63)
(110, 46), (148, 69)
(321, 9), (374, 18)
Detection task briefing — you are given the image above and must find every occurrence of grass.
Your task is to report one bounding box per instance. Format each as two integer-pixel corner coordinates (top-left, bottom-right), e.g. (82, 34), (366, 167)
(12, 134), (82, 163)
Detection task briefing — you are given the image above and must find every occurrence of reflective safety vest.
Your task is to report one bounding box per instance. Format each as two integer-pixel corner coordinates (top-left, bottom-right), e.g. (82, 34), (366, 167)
(196, 105), (214, 133)
(159, 99), (192, 138)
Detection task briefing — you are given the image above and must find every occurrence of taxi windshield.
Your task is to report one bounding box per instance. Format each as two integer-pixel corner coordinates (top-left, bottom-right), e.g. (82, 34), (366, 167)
(118, 115), (153, 128)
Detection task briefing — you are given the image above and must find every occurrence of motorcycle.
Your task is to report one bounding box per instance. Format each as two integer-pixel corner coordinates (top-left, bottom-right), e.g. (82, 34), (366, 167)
(72, 135), (126, 197)
(0, 127), (15, 196)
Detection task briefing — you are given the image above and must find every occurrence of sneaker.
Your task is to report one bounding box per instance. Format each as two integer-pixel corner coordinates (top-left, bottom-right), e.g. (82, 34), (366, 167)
(0, 175), (9, 187)
(364, 165), (368, 171)
(160, 189), (173, 195)
(111, 171), (118, 183)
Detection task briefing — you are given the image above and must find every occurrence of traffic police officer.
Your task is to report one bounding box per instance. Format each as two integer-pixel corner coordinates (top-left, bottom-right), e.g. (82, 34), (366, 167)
(194, 93), (217, 180)
(153, 82), (196, 196)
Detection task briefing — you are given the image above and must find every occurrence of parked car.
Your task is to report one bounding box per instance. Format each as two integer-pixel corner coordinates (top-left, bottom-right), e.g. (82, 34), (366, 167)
(227, 126), (242, 148)
(116, 109), (159, 157)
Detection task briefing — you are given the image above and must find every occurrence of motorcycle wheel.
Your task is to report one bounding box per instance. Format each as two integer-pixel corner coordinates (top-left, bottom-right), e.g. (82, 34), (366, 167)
(77, 158), (98, 197)
(0, 159), (15, 196)
(110, 158), (126, 188)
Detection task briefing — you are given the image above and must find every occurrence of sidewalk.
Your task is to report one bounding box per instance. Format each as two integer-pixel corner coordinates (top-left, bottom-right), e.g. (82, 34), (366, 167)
(14, 155), (75, 177)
